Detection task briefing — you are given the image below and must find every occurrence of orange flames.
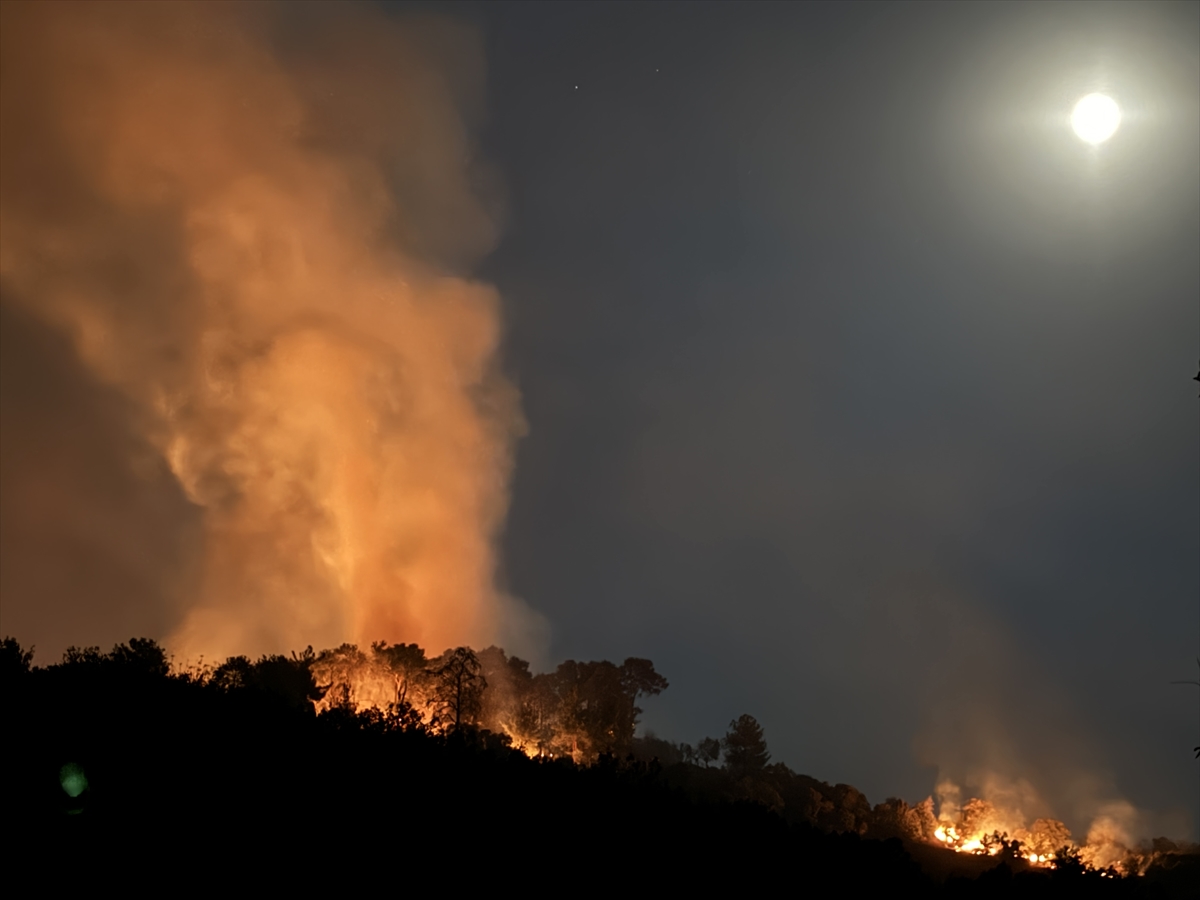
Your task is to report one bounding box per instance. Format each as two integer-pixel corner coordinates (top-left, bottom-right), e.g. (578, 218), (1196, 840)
(927, 778), (1155, 875)
(303, 641), (666, 763)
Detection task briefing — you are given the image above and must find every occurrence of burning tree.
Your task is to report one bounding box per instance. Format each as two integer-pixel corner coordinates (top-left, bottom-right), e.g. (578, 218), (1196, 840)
(550, 658), (669, 760)
(870, 797), (940, 842)
(427, 647), (486, 731)
(298, 638), (669, 759)
(1024, 818), (1074, 861)
(310, 642), (431, 716)
(371, 641), (427, 707)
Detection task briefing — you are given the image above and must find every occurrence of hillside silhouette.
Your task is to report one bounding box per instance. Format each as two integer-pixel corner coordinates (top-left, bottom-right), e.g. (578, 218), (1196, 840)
(2, 636), (1193, 895)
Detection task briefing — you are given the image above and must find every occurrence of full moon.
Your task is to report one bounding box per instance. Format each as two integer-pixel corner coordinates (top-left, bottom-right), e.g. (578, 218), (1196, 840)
(1070, 93), (1121, 145)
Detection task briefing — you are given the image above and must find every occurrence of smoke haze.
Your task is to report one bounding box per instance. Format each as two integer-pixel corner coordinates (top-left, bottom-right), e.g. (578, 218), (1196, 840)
(0, 1), (541, 661)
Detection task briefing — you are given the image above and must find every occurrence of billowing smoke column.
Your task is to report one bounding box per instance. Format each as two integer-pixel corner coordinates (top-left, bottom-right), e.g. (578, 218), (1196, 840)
(0, 1), (543, 660)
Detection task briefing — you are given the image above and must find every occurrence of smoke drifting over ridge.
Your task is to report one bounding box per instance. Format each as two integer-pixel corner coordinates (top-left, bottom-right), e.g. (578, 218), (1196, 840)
(0, 1), (541, 661)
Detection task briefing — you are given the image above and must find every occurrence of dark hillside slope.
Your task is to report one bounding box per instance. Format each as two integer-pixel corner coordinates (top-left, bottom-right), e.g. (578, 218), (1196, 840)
(2, 638), (1184, 895)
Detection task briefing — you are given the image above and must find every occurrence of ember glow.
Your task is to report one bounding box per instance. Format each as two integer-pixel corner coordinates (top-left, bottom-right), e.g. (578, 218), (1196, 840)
(927, 777), (1157, 875)
(303, 641), (668, 763)
(0, 2), (542, 661)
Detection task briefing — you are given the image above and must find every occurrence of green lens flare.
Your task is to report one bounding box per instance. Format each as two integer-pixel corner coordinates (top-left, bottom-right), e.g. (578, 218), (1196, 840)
(59, 762), (88, 798)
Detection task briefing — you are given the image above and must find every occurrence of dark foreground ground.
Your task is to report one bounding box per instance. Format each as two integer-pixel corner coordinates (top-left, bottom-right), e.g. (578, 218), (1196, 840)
(3, 642), (1195, 895)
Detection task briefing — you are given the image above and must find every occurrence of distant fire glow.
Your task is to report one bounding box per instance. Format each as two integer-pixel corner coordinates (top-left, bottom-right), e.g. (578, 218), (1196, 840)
(308, 641), (1161, 877)
(926, 777), (1156, 875)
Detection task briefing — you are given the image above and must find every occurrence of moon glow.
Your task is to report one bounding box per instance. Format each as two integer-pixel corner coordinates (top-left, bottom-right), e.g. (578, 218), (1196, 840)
(1070, 93), (1121, 145)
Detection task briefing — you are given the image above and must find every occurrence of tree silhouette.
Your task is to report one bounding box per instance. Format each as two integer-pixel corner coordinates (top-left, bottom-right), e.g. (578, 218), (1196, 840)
(547, 657), (669, 759)
(697, 736), (721, 767)
(427, 647), (486, 731)
(212, 648), (321, 709)
(108, 637), (170, 677)
(723, 714), (770, 777)
(372, 641), (427, 707)
(0, 636), (33, 689)
(521, 671), (563, 756)
(311, 643), (372, 710)
(619, 657), (669, 700)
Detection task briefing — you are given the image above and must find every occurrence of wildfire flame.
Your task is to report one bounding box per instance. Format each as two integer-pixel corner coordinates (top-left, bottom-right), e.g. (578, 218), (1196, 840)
(926, 780), (1157, 876)
(309, 644), (546, 756)
(305, 641), (665, 764)
(304, 642), (1164, 875)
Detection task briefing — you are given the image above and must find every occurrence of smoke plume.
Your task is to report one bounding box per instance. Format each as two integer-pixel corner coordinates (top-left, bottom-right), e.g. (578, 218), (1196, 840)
(873, 573), (1181, 844)
(0, 1), (543, 661)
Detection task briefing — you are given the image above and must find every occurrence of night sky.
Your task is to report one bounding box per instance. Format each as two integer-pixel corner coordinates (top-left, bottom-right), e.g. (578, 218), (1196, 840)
(473, 1), (1199, 835)
(1, 1), (1197, 840)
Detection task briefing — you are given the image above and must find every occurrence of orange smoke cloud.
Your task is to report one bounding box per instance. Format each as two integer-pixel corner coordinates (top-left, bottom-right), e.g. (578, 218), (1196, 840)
(0, 1), (542, 660)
